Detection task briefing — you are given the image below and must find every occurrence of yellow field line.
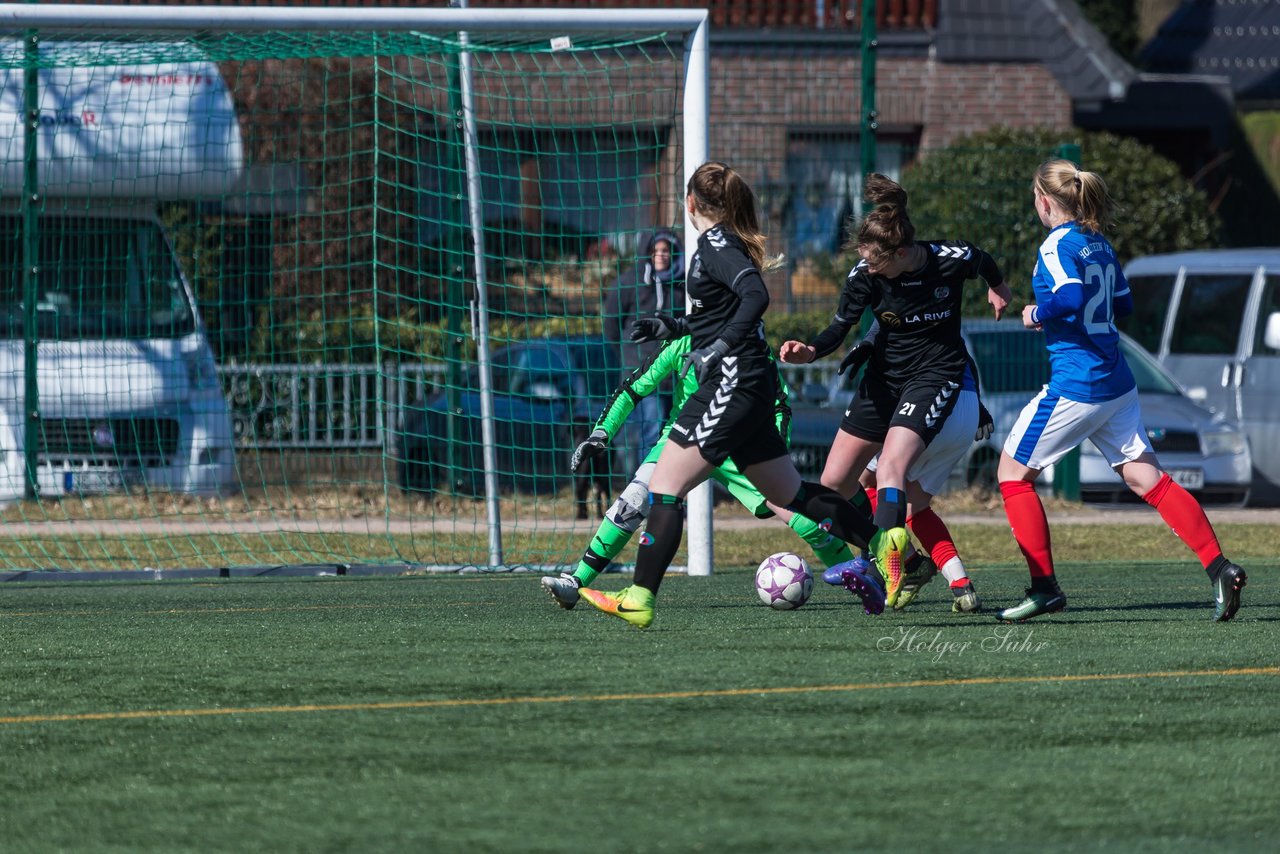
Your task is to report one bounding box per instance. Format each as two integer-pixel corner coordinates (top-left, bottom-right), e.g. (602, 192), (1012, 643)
(2, 666), (1276, 726)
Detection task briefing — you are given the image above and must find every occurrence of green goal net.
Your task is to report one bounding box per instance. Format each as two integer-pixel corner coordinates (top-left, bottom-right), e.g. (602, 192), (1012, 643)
(0, 10), (706, 572)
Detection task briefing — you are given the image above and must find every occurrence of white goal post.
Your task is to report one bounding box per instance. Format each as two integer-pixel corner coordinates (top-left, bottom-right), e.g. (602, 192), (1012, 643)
(0, 4), (715, 575)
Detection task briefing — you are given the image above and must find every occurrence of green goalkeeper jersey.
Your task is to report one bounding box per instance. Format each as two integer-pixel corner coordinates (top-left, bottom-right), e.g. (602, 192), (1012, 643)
(590, 335), (793, 446)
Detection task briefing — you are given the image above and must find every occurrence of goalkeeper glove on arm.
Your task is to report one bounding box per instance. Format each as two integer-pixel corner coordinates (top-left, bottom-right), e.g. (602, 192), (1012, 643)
(837, 340), (873, 376)
(629, 313), (686, 344)
(679, 338), (732, 385)
(571, 428), (609, 473)
(975, 402), (994, 441)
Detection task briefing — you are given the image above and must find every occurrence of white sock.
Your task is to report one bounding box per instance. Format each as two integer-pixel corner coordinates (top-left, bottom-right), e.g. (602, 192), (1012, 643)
(940, 557), (968, 585)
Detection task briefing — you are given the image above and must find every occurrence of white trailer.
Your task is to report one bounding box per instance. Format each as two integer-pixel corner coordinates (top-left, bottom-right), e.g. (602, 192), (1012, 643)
(0, 42), (242, 499)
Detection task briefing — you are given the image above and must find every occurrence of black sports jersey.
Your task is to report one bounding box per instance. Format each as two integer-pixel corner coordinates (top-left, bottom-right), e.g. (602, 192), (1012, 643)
(685, 225), (772, 364)
(809, 239), (1003, 382)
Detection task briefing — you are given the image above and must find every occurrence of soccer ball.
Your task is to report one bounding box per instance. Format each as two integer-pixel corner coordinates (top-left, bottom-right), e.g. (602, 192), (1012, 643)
(754, 551), (814, 610)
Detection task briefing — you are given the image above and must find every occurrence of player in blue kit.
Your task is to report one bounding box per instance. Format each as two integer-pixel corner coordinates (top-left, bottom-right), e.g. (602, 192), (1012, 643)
(996, 159), (1247, 622)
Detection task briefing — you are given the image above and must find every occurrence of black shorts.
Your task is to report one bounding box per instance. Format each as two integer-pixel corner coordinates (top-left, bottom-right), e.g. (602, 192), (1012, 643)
(667, 357), (789, 469)
(841, 370), (963, 446)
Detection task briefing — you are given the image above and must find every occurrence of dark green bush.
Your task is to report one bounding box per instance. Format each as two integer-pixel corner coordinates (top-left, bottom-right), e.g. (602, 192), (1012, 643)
(903, 126), (1219, 315)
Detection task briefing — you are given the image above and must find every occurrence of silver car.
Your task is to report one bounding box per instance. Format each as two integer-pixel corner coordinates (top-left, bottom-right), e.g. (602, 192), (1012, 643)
(787, 319), (1252, 505)
(1122, 249), (1280, 505)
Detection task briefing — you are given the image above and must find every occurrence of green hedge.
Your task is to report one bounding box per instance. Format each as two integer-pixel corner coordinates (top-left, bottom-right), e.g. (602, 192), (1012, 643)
(904, 126), (1219, 315)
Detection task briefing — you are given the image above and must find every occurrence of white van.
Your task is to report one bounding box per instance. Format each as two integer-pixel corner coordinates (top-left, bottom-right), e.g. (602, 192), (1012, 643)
(0, 44), (240, 500)
(1122, 249), (1280, 504)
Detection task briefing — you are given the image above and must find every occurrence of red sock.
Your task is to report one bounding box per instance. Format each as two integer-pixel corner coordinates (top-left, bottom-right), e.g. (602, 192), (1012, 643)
(1143, 473), (1222, 568)
(865, 486), (878, 515)
(906, 507), (959, 568)
(999, 480), (1054, 578)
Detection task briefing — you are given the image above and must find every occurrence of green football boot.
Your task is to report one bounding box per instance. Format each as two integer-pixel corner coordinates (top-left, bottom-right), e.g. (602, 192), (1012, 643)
(892, 554), (938, 610)
(996, 588), (1066, 622)
(578, 584), (655, 629)
(870, 527), (910, 609)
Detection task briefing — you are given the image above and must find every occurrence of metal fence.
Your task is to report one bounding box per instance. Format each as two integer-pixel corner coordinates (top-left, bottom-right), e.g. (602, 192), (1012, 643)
(217, 361), (840, 450)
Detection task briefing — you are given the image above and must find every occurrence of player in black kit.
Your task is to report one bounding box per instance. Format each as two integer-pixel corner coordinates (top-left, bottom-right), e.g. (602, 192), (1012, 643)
(577, 161), (882, 629)
(780, 174), (1011, 609)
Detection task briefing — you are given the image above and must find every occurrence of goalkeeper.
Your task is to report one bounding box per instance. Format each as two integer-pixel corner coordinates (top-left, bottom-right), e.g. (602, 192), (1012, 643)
(541, 313), (924, 610)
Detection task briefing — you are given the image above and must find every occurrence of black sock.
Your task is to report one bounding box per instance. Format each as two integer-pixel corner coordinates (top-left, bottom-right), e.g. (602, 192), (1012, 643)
(580, 545), (612, 575)
(873, 486), (906, 530)
(787, 481), (875, 551)
(1205, 554), (1228, 583)
(1031, 574), (1061, 595)
(904, 550), (924, 576)
(633, 494), (684, 595)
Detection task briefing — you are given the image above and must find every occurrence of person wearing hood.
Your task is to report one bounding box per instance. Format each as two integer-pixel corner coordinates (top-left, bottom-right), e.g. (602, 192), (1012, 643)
(603, 229), (685, 470)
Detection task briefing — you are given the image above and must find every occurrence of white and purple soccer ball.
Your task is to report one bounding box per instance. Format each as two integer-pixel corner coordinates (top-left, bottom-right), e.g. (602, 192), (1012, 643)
(754, 551), (814, 610)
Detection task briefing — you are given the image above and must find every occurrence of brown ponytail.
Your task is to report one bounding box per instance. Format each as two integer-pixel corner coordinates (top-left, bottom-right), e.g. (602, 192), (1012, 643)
(849, 173), (915, 260)
(687, 161), (768, 269)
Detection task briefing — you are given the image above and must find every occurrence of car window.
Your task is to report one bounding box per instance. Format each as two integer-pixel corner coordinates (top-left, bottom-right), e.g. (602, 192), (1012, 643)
(1119, 338), (1179, 394)
(1253, 274), (1280, 356)
(0, 214), (197, 340)
(1169, 273), (1251, 355)
(1118, 274), (1175, 353)
(967, 331), (1050, 393)
(512, 347), (573, 397)
(485, 348), (520, 394)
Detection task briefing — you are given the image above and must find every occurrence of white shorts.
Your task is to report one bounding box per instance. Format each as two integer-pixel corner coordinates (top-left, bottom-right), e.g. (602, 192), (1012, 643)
(1003, 386), (1152, 470)
(866, 390), (978, 496)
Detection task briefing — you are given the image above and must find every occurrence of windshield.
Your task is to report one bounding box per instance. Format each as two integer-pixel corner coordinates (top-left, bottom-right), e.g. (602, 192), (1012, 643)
(1118, 274), (1175, 353)
(0, 214), (197, 340)
(968, 331), (1180, 395)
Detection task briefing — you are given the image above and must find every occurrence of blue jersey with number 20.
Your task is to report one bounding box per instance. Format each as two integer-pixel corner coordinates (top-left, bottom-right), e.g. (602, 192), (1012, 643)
(1031, 222), (1135, 403)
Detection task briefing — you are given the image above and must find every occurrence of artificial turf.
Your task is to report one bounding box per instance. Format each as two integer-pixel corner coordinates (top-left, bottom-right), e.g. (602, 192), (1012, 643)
(0, 562), (1276, 851)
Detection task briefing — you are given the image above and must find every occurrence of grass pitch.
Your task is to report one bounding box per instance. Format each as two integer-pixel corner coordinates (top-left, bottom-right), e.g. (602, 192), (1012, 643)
(0, 560), (1277, 851)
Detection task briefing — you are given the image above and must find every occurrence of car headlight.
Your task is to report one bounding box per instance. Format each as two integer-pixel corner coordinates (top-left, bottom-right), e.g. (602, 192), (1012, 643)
(1202, 428), (1247, 457)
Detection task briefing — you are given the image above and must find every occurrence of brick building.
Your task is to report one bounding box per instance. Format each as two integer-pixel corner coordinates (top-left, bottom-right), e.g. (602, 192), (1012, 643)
(37, 1), (1235, 323)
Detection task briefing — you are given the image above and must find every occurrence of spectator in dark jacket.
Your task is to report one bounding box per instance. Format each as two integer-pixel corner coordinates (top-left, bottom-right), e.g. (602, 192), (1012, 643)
(603, 229), (685, 469)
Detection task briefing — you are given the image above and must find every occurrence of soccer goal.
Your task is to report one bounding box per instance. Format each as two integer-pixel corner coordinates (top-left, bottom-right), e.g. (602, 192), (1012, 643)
(0, 4), (713, 576)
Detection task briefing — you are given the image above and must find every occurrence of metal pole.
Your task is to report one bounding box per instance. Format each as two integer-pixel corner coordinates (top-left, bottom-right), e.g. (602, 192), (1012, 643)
(0, 5), (711, 32)
(859, 0), (877, 180)
(21, 27), (38, 499)
(456, 9), (503, 566)
(683, 13), (712, 577)
(443, 2), (467, 499)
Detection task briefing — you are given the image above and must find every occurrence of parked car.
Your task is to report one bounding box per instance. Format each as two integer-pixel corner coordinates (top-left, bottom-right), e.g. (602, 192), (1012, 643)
(787, 320), (1252, 505)
(1121, 249), (1280, 504)
(398, 335), (619, 495)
